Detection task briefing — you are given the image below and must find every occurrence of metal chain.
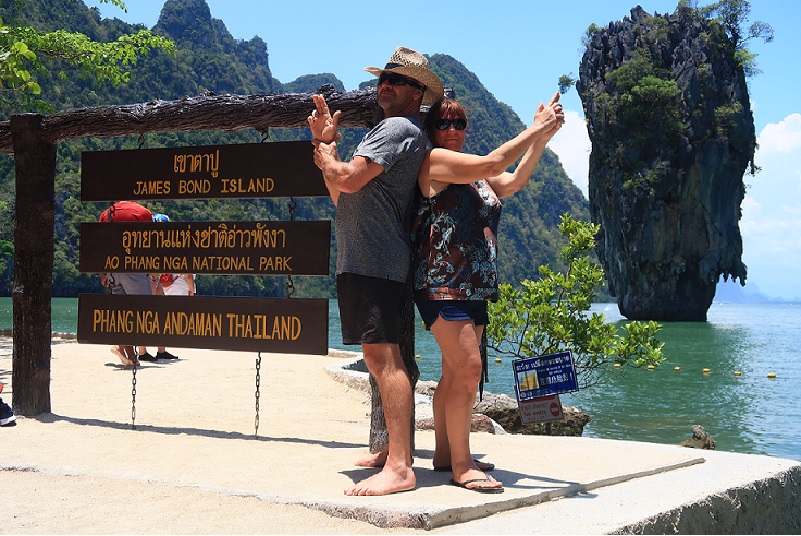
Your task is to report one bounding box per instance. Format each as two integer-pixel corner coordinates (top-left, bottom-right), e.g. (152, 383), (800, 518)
(105, 203), (117, 288)
(286, 197), (296, 298)
(128, 136), (145, 429)
(131, 362), (137, 429)
(286, 275), (296, 298)
(254, 129), (269, 436)
(254, 353), (261, 436)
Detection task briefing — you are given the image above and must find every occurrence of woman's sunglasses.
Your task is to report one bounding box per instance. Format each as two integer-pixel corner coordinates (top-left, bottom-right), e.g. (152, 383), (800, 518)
(378, 73), (425, 90)
(434, 118), (468, 131)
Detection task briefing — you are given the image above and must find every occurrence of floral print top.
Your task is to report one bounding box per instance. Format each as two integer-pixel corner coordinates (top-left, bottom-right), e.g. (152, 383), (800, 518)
(412, 179), (502, 301)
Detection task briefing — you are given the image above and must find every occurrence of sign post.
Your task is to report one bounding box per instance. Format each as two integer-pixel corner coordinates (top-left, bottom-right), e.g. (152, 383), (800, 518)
(79, 221), (330, 276)
(512, 350), (579, 425)
(79, 141), (332, 355)
(81, 141), (328, 201)
(78, 294), (328, 355)
(519, 395), (564, 425)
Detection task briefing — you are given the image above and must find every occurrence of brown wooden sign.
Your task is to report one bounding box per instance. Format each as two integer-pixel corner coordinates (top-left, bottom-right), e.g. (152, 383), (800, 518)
(77, 294), (328, 354)
(79, 221), (330, 275)
(81, 141), (328, 201)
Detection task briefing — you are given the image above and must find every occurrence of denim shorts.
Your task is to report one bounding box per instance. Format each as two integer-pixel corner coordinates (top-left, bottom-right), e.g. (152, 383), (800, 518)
(415, 298), (489, 330)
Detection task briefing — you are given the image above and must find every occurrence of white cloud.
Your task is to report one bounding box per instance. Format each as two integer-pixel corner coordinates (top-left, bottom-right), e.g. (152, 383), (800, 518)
(756, 113), (801, 154)
(547, 109), (590, 196)
(740, 114), (801, 298)
(740, 195), (762, 217)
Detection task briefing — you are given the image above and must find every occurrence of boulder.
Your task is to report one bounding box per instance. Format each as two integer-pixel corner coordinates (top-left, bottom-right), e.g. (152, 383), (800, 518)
(679, 424), (717, 450)
(474, 392), (591, 437)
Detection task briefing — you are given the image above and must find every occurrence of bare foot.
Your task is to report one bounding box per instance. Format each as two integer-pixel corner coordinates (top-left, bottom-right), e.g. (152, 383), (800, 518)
(355, 450), (414, 468)
(433, 457), (495, 471)
(355, 450), (388, 467)
(110, 346), (134, 366)
(344, 465), (415, 496)
(122, 346), (139, 366)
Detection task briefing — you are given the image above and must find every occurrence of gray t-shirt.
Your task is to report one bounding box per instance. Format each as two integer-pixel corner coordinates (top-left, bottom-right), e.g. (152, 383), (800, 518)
(335, 116), (429, 282)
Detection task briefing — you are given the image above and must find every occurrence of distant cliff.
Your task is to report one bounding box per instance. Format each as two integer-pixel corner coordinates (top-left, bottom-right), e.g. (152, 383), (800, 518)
(577, 5), (754, 321)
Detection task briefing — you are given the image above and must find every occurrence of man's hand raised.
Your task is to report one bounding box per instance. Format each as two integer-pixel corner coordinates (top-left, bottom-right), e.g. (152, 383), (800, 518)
(308, 94), (342, 143)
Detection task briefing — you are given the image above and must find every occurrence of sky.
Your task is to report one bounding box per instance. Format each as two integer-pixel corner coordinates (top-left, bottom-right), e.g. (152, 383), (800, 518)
(84, 0), (801, 299)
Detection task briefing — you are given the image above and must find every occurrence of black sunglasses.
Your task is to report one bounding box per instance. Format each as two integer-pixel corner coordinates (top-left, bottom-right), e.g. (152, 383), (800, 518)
(378, 73), (425, 90)
(434, 118), (468, 131)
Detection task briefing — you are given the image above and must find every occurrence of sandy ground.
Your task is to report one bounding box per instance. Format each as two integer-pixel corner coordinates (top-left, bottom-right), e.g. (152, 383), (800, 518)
(2, 338), (799, 534)
(1, 340), (426, 534)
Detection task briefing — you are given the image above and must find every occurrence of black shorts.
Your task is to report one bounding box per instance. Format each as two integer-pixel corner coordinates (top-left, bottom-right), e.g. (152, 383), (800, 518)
(336, 273), (403, 345)
(415, 298), (489, 331)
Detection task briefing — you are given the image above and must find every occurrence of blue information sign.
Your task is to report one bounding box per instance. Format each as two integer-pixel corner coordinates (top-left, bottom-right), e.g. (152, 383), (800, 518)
(513, 350), (579, 401)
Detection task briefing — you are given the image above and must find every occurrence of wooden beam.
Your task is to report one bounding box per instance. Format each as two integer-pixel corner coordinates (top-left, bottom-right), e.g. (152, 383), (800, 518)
(0, 88), (379, 154)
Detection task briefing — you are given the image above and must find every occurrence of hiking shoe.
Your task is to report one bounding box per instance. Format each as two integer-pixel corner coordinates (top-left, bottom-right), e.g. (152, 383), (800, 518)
(138, 352), (158, 362)
(156, 351), (178, 360)
(0, 398), (16, 426)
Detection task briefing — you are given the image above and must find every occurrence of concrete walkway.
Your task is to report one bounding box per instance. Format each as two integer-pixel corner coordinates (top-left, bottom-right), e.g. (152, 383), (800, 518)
(2, 340), (799, 533)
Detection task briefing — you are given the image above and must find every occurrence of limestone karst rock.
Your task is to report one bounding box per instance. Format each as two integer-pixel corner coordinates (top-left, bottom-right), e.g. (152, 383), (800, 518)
(577, 6), (753, 321)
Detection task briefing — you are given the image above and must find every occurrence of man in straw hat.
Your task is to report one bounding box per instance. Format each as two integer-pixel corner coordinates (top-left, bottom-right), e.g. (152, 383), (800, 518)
(309, 46), (443, 496)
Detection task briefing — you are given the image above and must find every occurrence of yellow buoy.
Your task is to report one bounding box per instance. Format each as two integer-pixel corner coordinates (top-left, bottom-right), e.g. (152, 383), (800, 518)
(614, 363), (621, 368)
(703, 368), (711, 373)
(674, 366), (681, 371)
(768, 372), (777, 379)
(647, 365), (655, 370)
(734, 370), (742, 377)
(494, 357), (502, 363)
(415, 354), (421, 359)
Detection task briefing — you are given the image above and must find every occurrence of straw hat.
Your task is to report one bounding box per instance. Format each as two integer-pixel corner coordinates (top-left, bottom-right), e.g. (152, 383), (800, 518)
(364, 46), (444, 106)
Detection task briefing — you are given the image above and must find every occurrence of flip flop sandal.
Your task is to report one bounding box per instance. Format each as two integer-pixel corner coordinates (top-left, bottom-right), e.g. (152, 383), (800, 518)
(450, 478), (504, 494)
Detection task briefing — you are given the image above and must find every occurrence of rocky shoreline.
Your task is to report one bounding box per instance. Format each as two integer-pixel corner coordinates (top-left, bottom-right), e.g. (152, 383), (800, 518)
(324, 354), (592, 437)
(325, 354), (723, 449)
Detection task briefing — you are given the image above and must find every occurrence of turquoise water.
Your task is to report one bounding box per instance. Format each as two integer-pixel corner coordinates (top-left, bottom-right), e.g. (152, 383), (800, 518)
(3, 298), (801, 461)
(332, 300), (801, 462)
(0, 297), (81, 335)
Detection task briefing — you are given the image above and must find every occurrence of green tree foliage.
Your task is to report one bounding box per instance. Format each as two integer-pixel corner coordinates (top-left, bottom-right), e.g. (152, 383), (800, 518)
(487, 214), (664, 390)
(678, 0), (773, 76)
(592, 45), (683, 189)
(602, 49), (682, 140)
(282, 74), (343, 94)
(0, 0), (174, 113)
(0, 239), (12, 292)
(558, 73), (576, 95)
(581, 22), (599, 49)
(0, 22), (41, 101)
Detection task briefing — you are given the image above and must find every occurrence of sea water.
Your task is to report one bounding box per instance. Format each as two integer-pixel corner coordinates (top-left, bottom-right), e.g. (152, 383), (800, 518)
(2, 297), (800, 462)
(328, 299), (801, 462)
